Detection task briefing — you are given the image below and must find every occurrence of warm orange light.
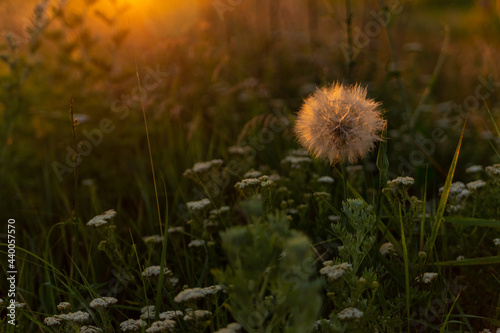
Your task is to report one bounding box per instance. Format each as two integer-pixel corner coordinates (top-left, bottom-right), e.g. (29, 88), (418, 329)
(126, 0), (200, 38)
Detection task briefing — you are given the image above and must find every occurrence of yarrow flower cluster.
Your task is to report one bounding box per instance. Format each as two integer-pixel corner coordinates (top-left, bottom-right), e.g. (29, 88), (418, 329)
(145, 319), (176, 333)
(486, 164), (500, 177)
(186, 198), (211, 211)
(87, 209), (116, 227)
(89, 297), (117, 309)
(142, 266), (172, 278)
(440, 182), (470, 212)
(295, 82), (385, 164)
(183, 309), (212, 322)
(379, 242), (395, 256)
(183, 159), (223, 179)
(337, 307), (364, 320)
(466, 179), (486, 191)
(45, 311), (91, 325)
(466, 165), (483, 174)
(143, 235), (163, 244)
(215, 322), (243, 333)
(416, 272), (439, 284)
(120, 319), (147, 332)
(319, 262), (352, 281)
(81, 326), (103, 333)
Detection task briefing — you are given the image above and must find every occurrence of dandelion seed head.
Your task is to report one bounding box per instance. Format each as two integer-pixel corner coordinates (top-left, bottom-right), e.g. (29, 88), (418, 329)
(89, 297), (117, 309)
(337, 307), (364, 320)
(295, 83), (385, 164)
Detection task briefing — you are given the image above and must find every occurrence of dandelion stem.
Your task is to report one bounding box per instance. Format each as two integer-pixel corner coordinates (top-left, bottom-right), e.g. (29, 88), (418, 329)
(341, 162), (348, 202)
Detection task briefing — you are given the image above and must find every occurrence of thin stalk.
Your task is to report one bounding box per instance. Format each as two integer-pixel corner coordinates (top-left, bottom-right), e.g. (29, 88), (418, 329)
(341, 162), (348, 202)
(129, 18), (163, 239)
(345, 0), (354, 82)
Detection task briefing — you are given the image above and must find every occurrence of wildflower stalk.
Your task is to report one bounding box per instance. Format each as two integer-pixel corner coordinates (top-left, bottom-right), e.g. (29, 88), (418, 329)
(341, 162), (348, 202)
(69, 96), (79, 221)
(345, 0), (354, 82)
(375, 124), (388, 223)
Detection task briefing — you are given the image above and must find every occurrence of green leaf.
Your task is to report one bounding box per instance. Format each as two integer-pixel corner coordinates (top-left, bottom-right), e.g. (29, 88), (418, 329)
(425, 119), (466, 254)
(435, 256), (500, 266)
(444, 217), (500, 228)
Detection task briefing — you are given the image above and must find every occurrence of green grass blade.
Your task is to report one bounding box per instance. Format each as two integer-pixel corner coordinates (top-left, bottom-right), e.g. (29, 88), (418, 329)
(399, 203), (410, 333)
(425, 120), (467, 254)
(435, 256), (500, 266)
(444, 217), (500, 228)
(439, 290), (461, 333)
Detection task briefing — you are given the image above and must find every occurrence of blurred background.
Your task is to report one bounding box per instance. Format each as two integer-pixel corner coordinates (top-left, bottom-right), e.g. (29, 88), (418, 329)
(1, 0), (500, 230)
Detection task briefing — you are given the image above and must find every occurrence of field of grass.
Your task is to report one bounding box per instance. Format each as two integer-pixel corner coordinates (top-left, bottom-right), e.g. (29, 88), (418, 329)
(1, 0), (500, 332)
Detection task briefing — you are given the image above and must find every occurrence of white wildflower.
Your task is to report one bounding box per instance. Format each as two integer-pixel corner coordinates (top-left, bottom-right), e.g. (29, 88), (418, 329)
(466, 180), (486, 191)
(288, 148), (310, 157)
(243, 170), (262, 178)
(215, 322), (242, 333)
(57, 301), (71, 312)
(416, 272), (439, 284)
(379, 242), (395, 256)
(159, 310), (183, 320)
(486, 164), (500, 177)
(184, 159), (223, 178)
(143, 235), (163, 244)
(209, 206), (230, 215)
(319, 262), (352, 281)
(44, 316), (62, 326)
(202, 285), (225, 295)
(228, 146), (252, 155)
(120, 319), (147, 332)
(281, 156), (312, 168)
(81, 326), (103, 333)
(145, 320), (176, 332)
(387, 176), (414, 188)
(174, 288), (205, 304)
(328, 215), (341, 222)
(318, 176), (334, 184)
(188, 239), (206, 248)
(337, 307), (364, 320)
(87, 209), (116, 227)
(186, 198), (211, 211)
(89, 297), (117, 309)
(167, 226), (184, 233)
(56, 311), (90, 324)
(142, 266), (172, 278)
(234, 178), (260, 190)
(141, 305), (156, 320)
(493, 238), (500, 247)
(466, 165), (483, 173)
(183, 309), (212, 321)
(456, 255), (465, 261)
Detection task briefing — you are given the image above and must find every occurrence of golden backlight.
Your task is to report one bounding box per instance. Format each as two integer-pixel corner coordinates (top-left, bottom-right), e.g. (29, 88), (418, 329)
(124, 0), (200, 38)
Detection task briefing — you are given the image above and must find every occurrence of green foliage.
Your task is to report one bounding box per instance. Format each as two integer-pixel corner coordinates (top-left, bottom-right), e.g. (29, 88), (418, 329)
(213, 207), (321, 333)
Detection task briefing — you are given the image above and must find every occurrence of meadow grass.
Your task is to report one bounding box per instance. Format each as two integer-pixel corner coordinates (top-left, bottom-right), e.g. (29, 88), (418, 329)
(1, 0), (500, 332)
